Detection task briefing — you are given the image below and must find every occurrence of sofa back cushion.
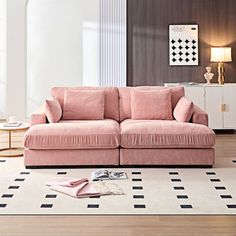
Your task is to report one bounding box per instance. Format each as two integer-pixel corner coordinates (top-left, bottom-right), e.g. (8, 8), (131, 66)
(131, 89), (173, 120)
(119, 86), (185, 121)
(44, 97), (62, 123)
(51, 87), (119, 121)
(62, 90), (105, 120)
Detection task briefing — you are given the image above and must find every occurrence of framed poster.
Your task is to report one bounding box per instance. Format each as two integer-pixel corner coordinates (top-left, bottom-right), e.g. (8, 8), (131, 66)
(169, 24), (198, 66)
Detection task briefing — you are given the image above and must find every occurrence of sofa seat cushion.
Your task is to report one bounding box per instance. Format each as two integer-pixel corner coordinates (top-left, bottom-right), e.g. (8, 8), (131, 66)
(120, 119), (215, 149)
(24, 119), (120, 150)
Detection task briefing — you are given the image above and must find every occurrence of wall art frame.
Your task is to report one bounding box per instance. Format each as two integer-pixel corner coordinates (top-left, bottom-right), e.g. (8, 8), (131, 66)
(169, 24), (199, 66)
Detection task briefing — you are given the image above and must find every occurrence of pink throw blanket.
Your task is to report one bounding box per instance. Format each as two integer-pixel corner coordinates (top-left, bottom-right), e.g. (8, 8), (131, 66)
(46, 177), (100, 198)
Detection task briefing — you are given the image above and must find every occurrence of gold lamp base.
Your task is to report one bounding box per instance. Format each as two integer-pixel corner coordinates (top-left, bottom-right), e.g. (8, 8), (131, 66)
(218, 62), (225, 85)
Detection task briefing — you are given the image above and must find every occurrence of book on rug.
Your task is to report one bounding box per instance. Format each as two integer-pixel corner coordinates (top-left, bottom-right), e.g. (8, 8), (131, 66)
(91, 169), (127, 181)
(4, 122), (22, 127)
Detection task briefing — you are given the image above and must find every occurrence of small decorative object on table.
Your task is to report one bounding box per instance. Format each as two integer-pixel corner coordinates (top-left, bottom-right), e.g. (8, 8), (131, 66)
(0, 122), (29, 157)
(204, 66), (214, 84)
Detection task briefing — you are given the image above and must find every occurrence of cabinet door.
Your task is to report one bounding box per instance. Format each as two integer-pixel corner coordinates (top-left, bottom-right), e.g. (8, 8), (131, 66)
(184, 86), (205, 111)
(223, 86), (236, 128)
(205, 87), (223, 129)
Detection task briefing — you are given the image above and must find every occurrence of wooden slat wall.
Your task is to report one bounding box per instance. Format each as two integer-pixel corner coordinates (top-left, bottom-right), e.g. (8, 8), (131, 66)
(127, 0), (236, 86)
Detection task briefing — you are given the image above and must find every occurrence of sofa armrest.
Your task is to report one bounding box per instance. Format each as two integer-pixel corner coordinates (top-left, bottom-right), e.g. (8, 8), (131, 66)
(191, 104), (208, 127)
(30, 105), (47, 126)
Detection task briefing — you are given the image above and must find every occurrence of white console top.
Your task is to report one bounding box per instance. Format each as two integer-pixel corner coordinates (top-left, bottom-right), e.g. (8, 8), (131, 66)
(164, 82), (236, 87)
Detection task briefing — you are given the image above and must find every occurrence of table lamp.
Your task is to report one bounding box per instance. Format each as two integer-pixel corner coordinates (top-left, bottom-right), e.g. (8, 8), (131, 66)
(210, 47), (232, 84)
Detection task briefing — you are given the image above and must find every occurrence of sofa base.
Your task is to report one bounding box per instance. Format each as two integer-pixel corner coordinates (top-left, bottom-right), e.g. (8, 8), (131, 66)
(24, 148), (214, 167)
(24, 149), (119, 167)
(120, 148), (214, 166)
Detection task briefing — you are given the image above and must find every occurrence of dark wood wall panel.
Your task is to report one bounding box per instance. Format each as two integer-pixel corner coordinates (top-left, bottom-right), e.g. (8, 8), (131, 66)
(127, 0), (236, 86)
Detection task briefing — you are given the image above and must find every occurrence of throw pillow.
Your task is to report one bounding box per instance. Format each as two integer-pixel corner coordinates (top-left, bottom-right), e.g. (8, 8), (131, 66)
(130, 89), (173, 120)
(173, 96), (194, 122)
(44, 97), (62, 123)
(63, 90), (105, 120)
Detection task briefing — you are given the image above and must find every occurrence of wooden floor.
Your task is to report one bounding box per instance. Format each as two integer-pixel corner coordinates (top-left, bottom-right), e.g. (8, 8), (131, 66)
(0, 132), (236, 236)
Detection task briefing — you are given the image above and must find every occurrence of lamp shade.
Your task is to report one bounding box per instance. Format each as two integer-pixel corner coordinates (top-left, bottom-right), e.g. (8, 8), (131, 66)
(210, 47), (232, 62)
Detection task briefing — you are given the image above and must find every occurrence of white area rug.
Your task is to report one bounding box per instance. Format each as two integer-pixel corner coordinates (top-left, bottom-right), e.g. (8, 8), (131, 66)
(0, 158), (236, 215)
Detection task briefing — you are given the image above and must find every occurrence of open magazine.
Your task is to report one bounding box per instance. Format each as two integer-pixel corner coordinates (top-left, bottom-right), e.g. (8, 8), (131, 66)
(91, 169), (127, 181)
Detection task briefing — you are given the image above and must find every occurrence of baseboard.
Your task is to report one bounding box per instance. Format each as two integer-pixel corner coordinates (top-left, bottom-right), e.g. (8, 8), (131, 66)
(25, 165), (213, 169)
(214, 129), (236, 134)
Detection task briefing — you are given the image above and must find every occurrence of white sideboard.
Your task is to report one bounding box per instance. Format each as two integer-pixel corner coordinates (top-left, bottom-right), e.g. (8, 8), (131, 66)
(165, 83), (236, 130)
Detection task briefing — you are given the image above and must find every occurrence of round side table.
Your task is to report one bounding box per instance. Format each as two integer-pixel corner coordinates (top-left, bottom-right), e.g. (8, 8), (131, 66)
(0, 122), (29, 157)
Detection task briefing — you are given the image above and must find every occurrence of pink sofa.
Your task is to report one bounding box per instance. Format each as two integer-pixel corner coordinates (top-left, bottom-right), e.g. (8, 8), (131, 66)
(24, 86), (215, 167)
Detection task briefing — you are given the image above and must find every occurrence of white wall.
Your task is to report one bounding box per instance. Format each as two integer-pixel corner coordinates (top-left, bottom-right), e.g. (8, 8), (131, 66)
(6, 0), (27, 120)
(0, 0), (7, 118)
(27, 0), (99, 116)
(4, 0), (99, 119)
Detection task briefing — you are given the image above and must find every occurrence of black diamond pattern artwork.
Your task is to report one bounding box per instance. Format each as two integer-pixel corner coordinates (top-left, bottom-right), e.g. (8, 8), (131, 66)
(169, 25), (198, 65)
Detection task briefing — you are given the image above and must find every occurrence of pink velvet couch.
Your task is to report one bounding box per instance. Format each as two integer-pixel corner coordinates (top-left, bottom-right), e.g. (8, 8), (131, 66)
(24, 86), (215, 167)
